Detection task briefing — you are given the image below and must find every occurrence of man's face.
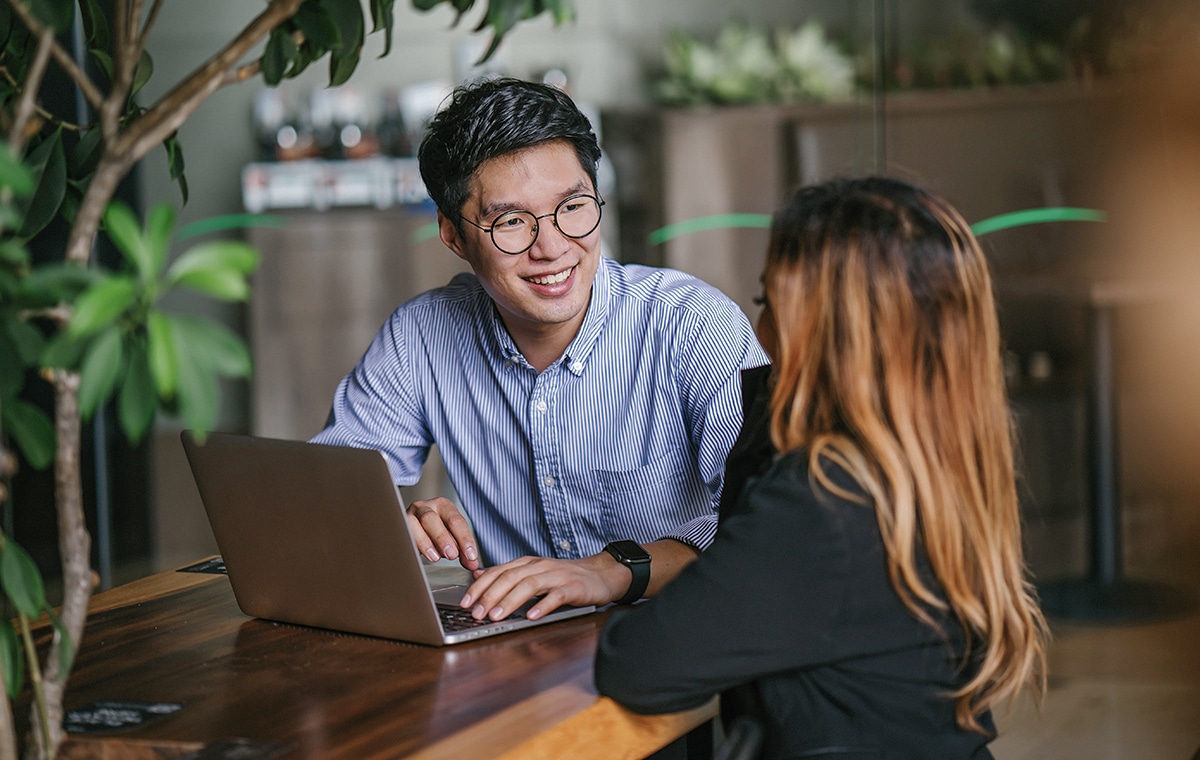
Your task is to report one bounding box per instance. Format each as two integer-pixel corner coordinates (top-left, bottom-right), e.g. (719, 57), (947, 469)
(438, 140), (601, 354)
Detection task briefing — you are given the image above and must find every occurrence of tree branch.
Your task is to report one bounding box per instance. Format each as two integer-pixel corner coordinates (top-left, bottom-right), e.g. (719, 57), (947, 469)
(4, 28), (52, 154)
(63, 153), (131, 266)
(121, 0), (144, 87)
(134, 0), (167, 64)
(33, 370), (93, 760)
(0, 67), (88, 132)
(101, 0), (137, 143)
(3, 0), (104, 112)
(226, 59), (264, 86)
(112, 0), (304, 161)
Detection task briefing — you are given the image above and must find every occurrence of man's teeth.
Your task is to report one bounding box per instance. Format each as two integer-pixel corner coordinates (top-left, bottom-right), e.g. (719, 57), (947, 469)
(529, 268), (571, 285)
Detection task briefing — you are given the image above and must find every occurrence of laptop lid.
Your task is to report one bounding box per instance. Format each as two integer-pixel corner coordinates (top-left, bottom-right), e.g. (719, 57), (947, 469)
(180, 431), (593, 646)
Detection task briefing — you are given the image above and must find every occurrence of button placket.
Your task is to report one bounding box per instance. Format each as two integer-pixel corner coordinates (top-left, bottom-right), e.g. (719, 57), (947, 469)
(528, 369), (578, 558)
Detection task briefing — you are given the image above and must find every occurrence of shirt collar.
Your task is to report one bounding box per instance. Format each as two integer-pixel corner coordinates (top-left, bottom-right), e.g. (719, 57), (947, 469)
(560, 255), (611, 376)
(487, 255), (612, 376)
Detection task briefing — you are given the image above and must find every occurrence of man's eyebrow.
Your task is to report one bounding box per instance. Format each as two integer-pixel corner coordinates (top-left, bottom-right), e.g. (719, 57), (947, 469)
(477, 180), (592, 220)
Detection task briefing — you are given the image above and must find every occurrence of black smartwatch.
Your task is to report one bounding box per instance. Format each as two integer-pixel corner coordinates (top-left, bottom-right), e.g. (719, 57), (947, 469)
(603, 540), (652, 605)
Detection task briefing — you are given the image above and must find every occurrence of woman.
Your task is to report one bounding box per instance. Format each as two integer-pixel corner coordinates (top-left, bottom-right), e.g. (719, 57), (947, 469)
(594, 176), (1048, 759)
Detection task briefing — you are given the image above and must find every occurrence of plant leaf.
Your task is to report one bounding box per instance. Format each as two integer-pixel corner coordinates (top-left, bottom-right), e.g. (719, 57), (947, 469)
(17, 263), (94, 309)
(78, 0), (110, 52)
(0, 327), (21, 398)
(47, 609), (75, 677)
(89, 49), (114, 85)
(5, 314), (45, 364)
(46, 608), (75, 675)
(369, 0), (395, 57)
(77, 325), (125, 419)
(146, 310), (178, 398)
(1, 398), (55, 470)
(17, 129), (67, 239)
(163, 133), (188, 204)
(145, 203), (176, 277)
(118, 336), (157, 442)
(262, 28), (291, 86)
(27, 0), (74, 31)
(131, 49), (154, 96)
(67, 126), (104, 180)
(103, 201), (154, 280)
(0, 539), (47, 618)
(0, 141), (35, 196)
(40, 331), (87, 371)
(168, 317), (220, 433)
(165, 240), (259, 300)
(171, 315), (253, 379)
(0, 204), (23, 233)
(68, 275), (139, 337)
(321, 0), (365, 86)
(0, 618), (24, 699)
(293, 2), (340, 50)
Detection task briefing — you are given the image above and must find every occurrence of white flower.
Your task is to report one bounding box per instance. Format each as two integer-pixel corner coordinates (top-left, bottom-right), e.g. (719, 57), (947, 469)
(776, 21), (855, 100)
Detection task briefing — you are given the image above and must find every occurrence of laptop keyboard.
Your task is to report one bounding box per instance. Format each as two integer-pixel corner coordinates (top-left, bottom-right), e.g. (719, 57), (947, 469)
(437, 604), (526, 632)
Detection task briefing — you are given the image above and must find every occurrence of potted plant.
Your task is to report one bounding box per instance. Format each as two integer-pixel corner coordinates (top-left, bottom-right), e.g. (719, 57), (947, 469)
(0, 1), (575, 757)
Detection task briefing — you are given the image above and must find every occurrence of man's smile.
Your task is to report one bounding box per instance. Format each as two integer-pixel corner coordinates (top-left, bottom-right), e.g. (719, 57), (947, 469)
(525, 265), (575, 286)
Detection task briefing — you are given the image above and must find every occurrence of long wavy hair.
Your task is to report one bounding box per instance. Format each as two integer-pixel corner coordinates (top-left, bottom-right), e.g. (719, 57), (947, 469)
(757, 176), (1048, 732)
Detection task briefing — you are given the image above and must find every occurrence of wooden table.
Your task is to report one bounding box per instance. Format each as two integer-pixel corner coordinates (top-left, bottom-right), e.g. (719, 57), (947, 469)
(29, 561), (716, 759)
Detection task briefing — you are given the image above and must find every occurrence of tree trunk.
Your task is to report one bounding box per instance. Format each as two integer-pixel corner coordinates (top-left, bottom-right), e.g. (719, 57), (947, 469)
(26, 371), (93, 760)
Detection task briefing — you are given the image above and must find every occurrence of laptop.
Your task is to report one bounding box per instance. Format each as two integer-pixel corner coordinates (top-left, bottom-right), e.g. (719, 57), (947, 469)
(180, 431), (595, 645)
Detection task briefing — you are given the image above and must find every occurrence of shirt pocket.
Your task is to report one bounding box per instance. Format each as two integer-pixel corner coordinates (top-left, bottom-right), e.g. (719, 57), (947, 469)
(592, 446), (699, 542)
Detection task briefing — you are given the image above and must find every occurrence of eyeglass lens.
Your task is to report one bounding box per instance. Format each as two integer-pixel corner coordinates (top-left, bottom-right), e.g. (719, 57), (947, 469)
(490, 195), (602, 254)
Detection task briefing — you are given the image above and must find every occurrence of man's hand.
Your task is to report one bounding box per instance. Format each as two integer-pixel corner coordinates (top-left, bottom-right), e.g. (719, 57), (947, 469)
(460, 539), (700, 622)
(406, 497), (480, 571)
(460, 553), (628, 622)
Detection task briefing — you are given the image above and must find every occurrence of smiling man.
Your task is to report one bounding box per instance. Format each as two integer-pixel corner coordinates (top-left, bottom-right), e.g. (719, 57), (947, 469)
(312, 78), (767, 622)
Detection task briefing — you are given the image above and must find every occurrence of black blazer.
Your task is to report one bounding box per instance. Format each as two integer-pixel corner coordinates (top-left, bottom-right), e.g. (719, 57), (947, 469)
(595, 367), (996, 759)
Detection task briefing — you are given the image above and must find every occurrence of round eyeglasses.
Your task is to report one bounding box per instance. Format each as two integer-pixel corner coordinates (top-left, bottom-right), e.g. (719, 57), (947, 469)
(463, 193), (604, 255)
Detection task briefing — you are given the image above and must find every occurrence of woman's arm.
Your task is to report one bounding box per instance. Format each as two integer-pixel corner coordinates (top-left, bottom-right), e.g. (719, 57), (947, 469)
(594, 454), (854, 714)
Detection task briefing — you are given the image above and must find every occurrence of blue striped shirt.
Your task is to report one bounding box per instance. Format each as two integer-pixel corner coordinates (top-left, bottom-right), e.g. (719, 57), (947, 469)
(311, 257), (768, 565)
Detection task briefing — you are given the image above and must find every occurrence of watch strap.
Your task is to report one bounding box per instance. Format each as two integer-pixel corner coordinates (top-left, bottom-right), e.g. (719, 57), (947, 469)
(605, 541), (651, 605)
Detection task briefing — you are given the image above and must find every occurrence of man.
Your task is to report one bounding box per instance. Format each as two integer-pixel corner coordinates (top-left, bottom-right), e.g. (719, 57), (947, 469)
(312, 77), (767, 623)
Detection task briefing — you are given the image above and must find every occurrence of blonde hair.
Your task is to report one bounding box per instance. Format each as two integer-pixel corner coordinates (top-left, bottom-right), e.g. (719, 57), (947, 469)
(758, 177), (1048, 732)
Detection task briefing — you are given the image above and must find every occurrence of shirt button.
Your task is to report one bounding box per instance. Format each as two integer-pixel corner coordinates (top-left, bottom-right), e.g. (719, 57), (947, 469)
(543, 476), (555, 487)
(558, 540), (571, 551)
(535, 400), (547, 412)
(570, 362), (583, 372)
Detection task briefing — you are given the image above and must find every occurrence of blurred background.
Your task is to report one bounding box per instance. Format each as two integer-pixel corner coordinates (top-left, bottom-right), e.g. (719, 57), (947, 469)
(7, 0), (1200, 701)
(8, 0), (1200, 755)
(119, 0), (1200, 586)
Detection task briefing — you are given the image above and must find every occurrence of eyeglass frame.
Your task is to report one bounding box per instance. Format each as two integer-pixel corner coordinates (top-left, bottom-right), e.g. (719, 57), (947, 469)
(461, 193), (605, 255)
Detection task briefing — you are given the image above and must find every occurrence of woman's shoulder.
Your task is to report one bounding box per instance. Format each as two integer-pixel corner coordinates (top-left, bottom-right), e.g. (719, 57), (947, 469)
(736, 449), (877, 539)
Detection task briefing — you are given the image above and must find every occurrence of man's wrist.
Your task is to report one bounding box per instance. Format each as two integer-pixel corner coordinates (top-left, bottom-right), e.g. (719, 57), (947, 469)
(603, 540), (652, 604)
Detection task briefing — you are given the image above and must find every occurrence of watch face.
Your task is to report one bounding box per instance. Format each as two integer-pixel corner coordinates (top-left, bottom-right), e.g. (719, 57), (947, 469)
(607, 540), (650, 563)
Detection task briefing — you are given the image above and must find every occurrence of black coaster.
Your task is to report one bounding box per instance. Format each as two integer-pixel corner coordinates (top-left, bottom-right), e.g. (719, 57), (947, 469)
(64, 701), (183, 734)
(178, 557), (227, 575)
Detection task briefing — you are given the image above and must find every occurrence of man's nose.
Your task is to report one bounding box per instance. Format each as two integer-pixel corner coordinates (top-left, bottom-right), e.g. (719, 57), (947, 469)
(527, 218), (570, 258)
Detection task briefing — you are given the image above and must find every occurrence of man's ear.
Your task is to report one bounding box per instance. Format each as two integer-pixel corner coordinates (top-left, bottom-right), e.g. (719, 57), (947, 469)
(437, 210), (468, 261)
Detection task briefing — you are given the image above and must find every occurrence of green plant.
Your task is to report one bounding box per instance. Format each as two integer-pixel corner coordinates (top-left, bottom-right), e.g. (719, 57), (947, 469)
(0, 1), (575, 757)
(653, 21), (856, 106)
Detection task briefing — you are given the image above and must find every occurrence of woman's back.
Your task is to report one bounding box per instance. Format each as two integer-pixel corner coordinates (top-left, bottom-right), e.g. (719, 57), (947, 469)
(594, 177), (1047, 757)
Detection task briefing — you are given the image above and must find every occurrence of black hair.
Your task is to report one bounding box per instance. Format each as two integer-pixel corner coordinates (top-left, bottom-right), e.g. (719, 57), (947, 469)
(417, 77), (602, 233)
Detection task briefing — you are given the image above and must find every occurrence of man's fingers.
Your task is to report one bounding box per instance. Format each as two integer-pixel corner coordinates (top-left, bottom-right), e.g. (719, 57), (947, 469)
(408, 499), (462, 563)
(404, 510), (442, 563)
(443, 511), (479, 570)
